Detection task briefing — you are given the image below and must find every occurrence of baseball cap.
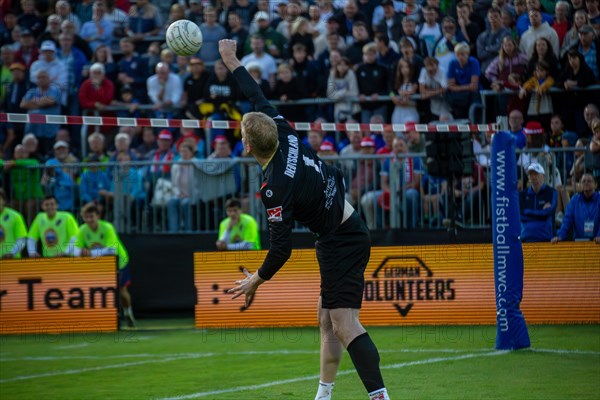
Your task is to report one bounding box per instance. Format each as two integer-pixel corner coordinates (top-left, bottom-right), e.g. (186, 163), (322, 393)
(182, 130), (198, 138)
(158, 130), (173, 140)
(21, 28), (33, 37)
(254, 11), (270, 22)
(41, 40), (57, 52)
(246, 61), (262, 72)
(9, 62), (25, 71)
(319, 141), (335, 152)
(527, 162), (545, 175)
(382, 0), (394, 6)
(524, 121), (544, 135)
(53, 140), (69, 149)
(579, 25), (595, 34)
(360, 137), (375, 148)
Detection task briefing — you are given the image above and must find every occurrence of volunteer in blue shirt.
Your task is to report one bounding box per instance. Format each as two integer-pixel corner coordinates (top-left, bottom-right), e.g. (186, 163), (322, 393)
(552, 174), (600, 243)
(520, 162), (557, 242)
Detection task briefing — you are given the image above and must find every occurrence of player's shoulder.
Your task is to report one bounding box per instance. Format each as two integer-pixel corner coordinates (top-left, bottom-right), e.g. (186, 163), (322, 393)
(57, 211), (76, 219)
(99, 219), (117, 232)
(31, 212), (46, 224)
(241, 213), (258, 224)
(0, 208), (13, 225)
(2, 207), (20, 219)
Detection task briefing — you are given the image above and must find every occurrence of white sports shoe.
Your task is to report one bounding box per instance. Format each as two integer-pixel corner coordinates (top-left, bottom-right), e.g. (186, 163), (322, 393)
(315, 382), (334, 400)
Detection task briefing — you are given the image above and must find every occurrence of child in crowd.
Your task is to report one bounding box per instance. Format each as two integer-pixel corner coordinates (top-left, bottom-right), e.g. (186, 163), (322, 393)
(112, 85), (141, 119)
(519, 61), (555, 129)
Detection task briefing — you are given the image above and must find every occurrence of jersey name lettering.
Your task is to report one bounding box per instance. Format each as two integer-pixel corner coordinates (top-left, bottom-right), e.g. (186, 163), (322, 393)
(284, 135), (299, 178)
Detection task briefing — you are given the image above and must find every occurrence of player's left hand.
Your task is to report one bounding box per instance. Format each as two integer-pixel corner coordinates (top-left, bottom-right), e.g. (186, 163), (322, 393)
(227, 268), (265, 308)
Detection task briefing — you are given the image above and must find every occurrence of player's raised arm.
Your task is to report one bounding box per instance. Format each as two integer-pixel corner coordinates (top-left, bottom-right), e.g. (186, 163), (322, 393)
(219, 39), (279, 119)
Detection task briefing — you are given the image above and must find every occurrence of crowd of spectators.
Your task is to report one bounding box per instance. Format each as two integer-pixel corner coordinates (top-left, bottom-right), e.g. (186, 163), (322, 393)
(0, 0), (599, 235)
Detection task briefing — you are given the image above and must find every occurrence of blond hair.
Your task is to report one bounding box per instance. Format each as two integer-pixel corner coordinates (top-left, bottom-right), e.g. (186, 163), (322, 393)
(88, 132), (105, 143)
(242, 112), (279, 159)
(291, 17), (309, 36)
(277, 62), (292, 74)
(454, 42), (470, 55)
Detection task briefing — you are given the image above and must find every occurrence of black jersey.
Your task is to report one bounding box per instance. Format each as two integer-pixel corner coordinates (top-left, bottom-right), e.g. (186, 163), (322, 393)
(232, 67), (347, 281)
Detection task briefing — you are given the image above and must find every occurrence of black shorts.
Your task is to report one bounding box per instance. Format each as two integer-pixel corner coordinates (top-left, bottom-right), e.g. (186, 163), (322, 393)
(316, 211), (371, 309)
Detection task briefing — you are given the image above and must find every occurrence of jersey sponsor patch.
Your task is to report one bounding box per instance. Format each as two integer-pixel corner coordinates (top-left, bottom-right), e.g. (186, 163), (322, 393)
(266, 206), (283, 222)
(44, 228), (58, 247)
(265, 189), (273, 198)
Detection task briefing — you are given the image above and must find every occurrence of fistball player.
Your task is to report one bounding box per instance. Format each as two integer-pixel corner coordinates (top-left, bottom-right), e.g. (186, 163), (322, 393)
(221, 39), (390, 400)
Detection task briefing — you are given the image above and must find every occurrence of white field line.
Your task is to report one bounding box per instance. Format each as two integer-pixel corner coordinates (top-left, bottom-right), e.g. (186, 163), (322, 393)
(0, 353), (211, 383)
(54, 343), (90, 350)
(0, 348), (487, 362)
(528, 348), (600, 356)
(2, 347), (597, 363)
(159, 351), (509, 400)
(1, 347), (596, 385)
(134, 336), (154, 341)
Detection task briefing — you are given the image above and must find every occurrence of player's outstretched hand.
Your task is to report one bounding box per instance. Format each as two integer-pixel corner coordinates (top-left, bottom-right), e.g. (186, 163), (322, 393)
(227, 267), (265, 308)
(219, 39), (242, 72)
(219, 39), (237, 61)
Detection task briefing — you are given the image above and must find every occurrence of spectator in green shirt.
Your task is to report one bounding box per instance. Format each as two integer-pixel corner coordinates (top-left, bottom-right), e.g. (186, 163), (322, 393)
(26, 195), (79, 258)
(216, 198), (261, 251)
(75, 202), (136, 327)
(1, 144), (44, 224)
(0, 188), (28, 259)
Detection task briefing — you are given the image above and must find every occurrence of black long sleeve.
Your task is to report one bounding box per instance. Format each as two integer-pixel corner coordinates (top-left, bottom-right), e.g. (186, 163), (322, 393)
(232, 65), (279, 118)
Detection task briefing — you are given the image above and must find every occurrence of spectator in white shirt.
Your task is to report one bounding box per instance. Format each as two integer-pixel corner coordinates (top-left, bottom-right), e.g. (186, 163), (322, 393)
(519, 9), (560, 57)
(56, 0), (81, 33)
(30, 40), (67, 98)
(240, 35), (278, 88)
(147, 62), (182, 118)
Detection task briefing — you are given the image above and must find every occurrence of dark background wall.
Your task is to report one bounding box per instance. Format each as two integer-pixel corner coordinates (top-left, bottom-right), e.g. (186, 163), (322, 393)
(123, 230), (492, 317)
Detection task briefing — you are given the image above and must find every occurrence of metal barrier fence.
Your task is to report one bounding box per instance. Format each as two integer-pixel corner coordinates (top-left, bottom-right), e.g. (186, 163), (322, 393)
(1, 147), (595, 234)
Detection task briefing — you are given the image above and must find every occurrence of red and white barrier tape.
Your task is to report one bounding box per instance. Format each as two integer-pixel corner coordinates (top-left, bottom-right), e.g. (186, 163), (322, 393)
(0, 113), (497, 133)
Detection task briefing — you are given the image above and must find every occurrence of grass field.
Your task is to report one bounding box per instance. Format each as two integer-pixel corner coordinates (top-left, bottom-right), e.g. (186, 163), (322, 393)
(1, 322), (599, 399)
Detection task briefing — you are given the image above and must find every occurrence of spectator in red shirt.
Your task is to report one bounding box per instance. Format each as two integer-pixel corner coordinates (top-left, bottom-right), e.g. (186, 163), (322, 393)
(376, 129), (396, 155)
(78, 62), (115, 113)
(13, 28), (38, 69)
(552, 1), (571, 47)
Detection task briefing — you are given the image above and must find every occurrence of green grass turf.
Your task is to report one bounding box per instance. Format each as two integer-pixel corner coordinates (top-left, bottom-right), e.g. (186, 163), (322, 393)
(0, 324), (598, 399)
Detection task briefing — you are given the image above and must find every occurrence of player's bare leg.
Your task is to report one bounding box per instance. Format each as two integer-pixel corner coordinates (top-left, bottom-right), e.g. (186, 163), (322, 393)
(315, 297), (343, 400)
(120, 287), (136, 327)
(329, 308), (390, 400)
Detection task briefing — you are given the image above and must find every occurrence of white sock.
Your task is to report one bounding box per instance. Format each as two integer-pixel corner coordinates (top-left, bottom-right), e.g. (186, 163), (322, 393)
(368, 388), (390, 400)
(315, 381), (334, 400)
